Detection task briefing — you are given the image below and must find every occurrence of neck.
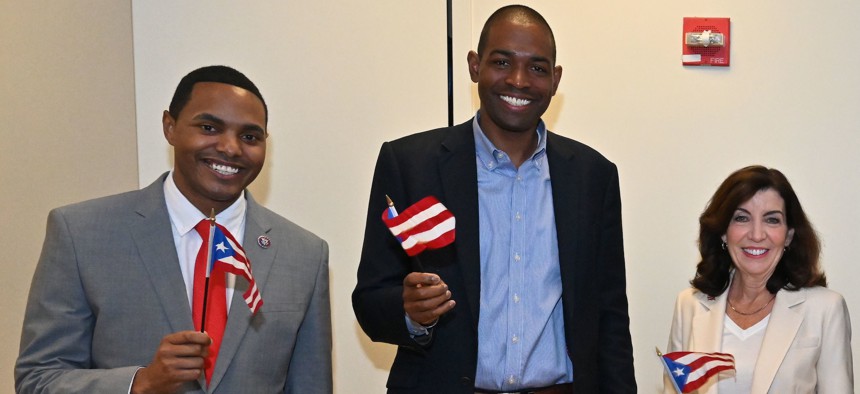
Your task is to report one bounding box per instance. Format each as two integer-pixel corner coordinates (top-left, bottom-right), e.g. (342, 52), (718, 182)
(730, 274), (771, 301)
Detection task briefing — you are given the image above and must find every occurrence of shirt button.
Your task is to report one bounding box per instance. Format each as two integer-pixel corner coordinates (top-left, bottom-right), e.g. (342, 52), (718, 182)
(516, 175), (522, 181)
(515, 212), (522, 220)
(512, 335), (519, 343)
(507, 375), (517, 385)
(513, 294), (520, 303)
(514, 253), (521, 262)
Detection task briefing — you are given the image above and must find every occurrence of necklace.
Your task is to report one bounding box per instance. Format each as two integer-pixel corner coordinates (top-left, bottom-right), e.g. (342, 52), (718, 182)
(728, 295), (776, 316)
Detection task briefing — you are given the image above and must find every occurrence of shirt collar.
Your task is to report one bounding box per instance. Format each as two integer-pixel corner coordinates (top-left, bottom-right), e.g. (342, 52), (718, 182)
(472, 113), (547, 170)
(163, 170), (246, 237)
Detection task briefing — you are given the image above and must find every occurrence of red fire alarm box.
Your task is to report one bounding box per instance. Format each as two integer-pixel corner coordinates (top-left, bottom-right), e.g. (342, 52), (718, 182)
(682, 17), (730, 67)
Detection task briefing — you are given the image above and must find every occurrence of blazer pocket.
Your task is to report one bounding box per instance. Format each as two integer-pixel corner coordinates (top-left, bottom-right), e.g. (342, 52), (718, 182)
(793, 336), (820, 348)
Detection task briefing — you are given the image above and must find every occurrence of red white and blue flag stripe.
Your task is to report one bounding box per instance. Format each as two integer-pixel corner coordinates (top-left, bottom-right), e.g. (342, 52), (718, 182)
(208, 223), (263, 314)
(382, 196), (455, 256)
(661, 350), (735, 393)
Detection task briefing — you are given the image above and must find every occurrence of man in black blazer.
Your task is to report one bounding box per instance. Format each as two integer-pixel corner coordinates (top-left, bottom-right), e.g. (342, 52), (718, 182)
(353, 5), (635, 393)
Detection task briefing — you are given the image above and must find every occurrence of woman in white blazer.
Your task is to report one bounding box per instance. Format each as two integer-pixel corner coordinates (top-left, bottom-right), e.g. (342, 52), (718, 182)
(665, 166), (853, 393)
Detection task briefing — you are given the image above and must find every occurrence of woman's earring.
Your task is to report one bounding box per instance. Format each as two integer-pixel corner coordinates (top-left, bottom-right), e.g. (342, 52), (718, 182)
(721, 242), (727, 250)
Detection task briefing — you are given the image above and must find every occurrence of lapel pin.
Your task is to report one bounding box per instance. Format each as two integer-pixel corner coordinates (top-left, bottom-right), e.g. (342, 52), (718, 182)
(257, 235), (271, 249)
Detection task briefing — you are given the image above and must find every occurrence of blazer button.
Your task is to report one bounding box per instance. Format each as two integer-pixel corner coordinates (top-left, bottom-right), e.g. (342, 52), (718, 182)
(460, 376), (472, 386)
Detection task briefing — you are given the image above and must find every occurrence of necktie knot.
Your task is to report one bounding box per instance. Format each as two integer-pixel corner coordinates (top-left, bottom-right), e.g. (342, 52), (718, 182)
(195, 218), (212, 239)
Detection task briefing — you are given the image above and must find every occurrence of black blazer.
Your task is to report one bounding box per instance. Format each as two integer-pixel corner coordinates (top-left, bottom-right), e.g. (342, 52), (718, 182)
(353, 120), (635, 393)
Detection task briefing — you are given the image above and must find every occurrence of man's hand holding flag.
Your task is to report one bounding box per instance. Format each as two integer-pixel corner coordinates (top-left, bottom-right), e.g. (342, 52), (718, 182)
(383, 195), (457, 329)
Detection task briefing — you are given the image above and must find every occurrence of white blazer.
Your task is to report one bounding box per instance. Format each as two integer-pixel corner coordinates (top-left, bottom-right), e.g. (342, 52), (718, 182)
(664, 285), (853, 393)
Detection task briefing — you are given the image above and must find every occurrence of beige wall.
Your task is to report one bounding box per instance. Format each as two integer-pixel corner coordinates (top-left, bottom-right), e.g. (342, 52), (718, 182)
(0, 0), (138, 391)
(4, 0), (859, 392)
(467, 1), (860, 391)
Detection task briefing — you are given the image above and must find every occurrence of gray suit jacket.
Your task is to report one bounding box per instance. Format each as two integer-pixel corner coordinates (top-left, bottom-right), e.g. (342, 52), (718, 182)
(16, 173), (332, 394)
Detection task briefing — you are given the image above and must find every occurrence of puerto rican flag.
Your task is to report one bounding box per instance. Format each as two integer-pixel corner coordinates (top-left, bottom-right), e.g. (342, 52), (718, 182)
(208, 223), (263, 314)
(381, 196), (455, 256)
(661, 350), (735, 393)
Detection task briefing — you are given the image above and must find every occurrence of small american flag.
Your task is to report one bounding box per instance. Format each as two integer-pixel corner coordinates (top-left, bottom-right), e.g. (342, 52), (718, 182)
(209, 223), (263, 314)
(660, 349), (735, 393)
(381, 196), (455, 256)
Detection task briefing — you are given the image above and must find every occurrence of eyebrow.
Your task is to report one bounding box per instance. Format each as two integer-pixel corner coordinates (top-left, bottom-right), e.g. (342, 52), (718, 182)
(735, 207), (785, 216)
(194, 113), (226, 125)
(489, 49), (551, 64)
(193, 113), (266, 134)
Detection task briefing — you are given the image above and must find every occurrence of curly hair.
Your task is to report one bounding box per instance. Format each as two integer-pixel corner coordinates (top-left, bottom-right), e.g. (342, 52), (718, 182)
(691, 165), (826, 297)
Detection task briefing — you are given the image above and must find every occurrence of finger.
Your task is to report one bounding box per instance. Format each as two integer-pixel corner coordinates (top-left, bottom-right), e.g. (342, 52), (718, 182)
(406, 288), (452, 311)
(403, 272), (442, 287)
(433, 299), (456, 315)
(166, 330), (211, 346)
(403, 283), (448, 302)
(158, 334), (210, 359)
(405, 290), (452, 317)
(408, 299), (456, 325)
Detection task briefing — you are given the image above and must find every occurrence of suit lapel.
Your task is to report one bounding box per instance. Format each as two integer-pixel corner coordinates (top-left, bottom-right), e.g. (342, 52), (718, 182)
(750, 290), (805, 394)
(131, 175), (196, 334)
(208, 194), (276, 392)
(692, 291), (725, 353)
(438, 121), (481, 329)
(546, 133), (580, 322)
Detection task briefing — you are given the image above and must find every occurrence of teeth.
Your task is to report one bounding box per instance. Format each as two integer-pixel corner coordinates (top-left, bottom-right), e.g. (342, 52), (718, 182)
(210, 162), (239, 175)
(743, 248), (767, 256)
(501, 95), (531, 107)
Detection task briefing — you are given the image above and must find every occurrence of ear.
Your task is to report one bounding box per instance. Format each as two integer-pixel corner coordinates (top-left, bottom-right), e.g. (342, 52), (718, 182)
(162, 110), (176, 146)
(785, 228), (795, 247)
(467, 50), (480, 83)
(551, 65), (563, 96)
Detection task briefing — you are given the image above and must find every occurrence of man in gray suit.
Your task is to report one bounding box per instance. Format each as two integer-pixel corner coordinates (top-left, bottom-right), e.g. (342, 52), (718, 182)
(15, 66), (331, 393)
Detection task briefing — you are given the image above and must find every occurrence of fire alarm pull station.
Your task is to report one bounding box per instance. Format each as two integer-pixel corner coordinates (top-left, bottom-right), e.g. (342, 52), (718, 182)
(682, 17), (730, 66)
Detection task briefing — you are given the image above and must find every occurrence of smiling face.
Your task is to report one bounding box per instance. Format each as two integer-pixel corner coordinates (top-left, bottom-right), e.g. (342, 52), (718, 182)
(163, 81), (267, 214)
(722, 188), (795, 282)
(467, 17), (562, 139)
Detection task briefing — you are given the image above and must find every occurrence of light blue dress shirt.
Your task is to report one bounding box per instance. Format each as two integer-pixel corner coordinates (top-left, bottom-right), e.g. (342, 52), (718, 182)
(472, 115), (573, 391)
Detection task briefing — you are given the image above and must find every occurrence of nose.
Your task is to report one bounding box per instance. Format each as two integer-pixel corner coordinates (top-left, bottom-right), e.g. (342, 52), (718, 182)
(506, 65), (530, 89)
(748, 219), (766, 242)
(215, 133), (241, 157)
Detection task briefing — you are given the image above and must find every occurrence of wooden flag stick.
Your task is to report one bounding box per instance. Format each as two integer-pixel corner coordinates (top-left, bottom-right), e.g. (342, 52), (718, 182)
(200, 208), (216, 333)
(656, 347), (683, 394)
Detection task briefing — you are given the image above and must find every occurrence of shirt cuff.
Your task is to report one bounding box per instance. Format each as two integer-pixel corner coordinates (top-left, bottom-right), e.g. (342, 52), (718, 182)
(404, 313), (437, 337)
(128, 366), (144, 394)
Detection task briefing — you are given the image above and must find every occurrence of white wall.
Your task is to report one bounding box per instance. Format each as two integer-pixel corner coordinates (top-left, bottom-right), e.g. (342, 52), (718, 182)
(132, 1), (448, 391)
(466, 1), (860, 391)
(5, 1), (856, 393)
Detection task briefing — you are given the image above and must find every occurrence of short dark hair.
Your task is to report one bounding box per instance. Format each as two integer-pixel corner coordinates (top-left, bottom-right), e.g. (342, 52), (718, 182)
(168, 65), (268, 123)
(477, 5), (556, 63)
(692, 165), (826, 297)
